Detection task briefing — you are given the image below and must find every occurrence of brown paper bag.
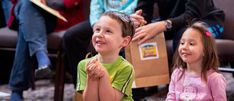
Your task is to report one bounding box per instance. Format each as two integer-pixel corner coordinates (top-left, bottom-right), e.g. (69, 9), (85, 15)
(125, 33), (169, 88)
(74, 92), (83, 101)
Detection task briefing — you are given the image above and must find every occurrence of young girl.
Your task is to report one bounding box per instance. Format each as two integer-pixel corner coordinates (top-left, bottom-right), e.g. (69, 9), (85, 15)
(76, 11), (135, 101)
(166, 22), (227, 101)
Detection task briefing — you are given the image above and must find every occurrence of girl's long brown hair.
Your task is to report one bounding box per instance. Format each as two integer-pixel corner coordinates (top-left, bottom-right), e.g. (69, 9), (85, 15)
(172, 21), (219, 82)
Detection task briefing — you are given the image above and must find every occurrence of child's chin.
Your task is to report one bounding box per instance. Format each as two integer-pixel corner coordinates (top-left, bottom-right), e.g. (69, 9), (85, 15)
(95, 49), (103, 53)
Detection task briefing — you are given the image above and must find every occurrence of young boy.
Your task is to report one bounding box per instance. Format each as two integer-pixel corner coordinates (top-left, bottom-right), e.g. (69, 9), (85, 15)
(76, 11), (135, 101)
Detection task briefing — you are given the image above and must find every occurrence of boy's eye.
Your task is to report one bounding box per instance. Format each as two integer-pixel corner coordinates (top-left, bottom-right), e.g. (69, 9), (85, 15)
(94, 28), (100, 32)
(106, 30), (112, 34)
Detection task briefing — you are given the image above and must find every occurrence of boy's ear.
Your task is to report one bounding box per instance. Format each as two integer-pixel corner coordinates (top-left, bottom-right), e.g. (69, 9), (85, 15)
(121, 36), (131, 47)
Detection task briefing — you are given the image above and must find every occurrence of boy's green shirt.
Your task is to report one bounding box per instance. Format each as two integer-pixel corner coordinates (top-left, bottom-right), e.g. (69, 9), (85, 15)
(76, 55), (135, 101)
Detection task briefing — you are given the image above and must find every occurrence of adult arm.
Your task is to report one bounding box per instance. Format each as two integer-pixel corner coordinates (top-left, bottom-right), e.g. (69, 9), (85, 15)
(169, 0), (207, 29)
(132, 0), (207, 44)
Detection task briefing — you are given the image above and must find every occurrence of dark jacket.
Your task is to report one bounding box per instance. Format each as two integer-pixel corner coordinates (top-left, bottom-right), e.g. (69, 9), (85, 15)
(136, 0), (225, 30)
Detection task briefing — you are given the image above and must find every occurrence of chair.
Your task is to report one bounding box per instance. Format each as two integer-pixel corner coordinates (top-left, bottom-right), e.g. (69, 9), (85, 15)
(0, 27), (66, 101)
(213, 0), (234, 73)
(0, 0), (91, 101)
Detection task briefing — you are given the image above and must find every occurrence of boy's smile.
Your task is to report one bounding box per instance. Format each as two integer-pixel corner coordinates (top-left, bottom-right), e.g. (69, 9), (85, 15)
(94, 37), (106, 47)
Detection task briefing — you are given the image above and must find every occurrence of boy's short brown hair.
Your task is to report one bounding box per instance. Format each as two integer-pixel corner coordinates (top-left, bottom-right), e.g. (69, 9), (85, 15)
(101, 11), (135, 39)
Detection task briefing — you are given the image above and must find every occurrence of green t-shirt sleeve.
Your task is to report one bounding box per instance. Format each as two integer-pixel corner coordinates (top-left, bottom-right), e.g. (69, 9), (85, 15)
(76, 59), (88, 93)
(112, 65), (135, 97)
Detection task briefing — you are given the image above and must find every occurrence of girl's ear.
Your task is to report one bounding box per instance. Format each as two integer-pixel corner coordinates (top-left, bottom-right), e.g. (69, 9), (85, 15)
(121, 36), (131, 48)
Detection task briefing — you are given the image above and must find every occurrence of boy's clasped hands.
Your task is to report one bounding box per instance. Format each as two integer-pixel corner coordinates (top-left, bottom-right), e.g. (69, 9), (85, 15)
(86, 58), (107, 80)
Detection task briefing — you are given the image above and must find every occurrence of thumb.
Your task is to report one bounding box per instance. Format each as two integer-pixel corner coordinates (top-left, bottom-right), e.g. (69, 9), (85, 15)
(135, 9), (143, 15)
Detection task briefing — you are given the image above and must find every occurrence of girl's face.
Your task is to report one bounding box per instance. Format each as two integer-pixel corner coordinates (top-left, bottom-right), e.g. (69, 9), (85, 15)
(92, 15), (130, 55)
(178, 28), (204, 65)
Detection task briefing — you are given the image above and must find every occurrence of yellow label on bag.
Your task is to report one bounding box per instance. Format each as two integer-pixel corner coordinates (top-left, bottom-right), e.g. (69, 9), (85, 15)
(139, 42), (159, 60)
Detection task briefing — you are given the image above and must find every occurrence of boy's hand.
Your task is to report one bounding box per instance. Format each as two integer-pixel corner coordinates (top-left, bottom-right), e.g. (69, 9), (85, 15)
(86, 59), (106, 80)
(86, 59), (98, 80)
(94, 60), (107, 78)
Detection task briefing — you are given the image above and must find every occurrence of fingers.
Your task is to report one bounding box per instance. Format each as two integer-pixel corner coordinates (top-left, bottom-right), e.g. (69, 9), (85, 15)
(130, 10), (147, 27)
(86, 59), (97, 77)
(132, 33), (143, 42)
(86, 59), (96, 71)
(132, 19), (141, 28)
(87, 63), (100, 80)
(131, 15), (146, 25)
(92, 67), (105, 79)
(134, 9), (147, 25)
(135, 27), (143, 33)
(135, 9), (143, 15)
(137, 35), (150, 45)
(90, 67), (100, 80)
(86, 59), (106, 80)
(132, 27), (151, 45)
(87, 63), (97, 76)
(91, 68), (105, 80)
(132, 27), (144, 41)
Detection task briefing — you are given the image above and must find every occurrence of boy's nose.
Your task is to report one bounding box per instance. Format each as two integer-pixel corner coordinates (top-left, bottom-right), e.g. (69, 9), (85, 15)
(96, 32), (104, 38)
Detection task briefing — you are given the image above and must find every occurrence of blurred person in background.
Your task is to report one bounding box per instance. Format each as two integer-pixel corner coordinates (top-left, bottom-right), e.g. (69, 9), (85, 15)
(8, 0), (84, 100)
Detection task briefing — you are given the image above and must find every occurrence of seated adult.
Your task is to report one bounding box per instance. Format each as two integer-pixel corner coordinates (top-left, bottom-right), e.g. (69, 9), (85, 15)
(132, 0), (225, 50)
(8, 0), (84, 100)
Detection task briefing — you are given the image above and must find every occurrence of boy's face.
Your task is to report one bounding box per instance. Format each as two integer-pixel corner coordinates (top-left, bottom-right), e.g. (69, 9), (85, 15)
(178, 28), (204, 65)
(92, 15), (130, 55)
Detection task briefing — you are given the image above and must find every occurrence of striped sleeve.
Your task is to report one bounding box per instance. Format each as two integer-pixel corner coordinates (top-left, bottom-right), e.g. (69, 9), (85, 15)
(112, 64), (135, 96)
(76, 59), (88, 92)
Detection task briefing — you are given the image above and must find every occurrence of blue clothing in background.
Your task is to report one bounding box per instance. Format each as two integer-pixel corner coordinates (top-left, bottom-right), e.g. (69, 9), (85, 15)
(89, 0), (138, 25)
(9, 0), (56, 91)
(1, 0), (12, 24)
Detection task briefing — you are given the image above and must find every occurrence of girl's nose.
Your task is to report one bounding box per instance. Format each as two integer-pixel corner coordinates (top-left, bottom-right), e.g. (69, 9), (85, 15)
(181, 43), (189, 50)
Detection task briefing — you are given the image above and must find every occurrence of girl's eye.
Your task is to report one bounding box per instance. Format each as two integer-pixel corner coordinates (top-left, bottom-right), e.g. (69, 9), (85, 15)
(190, 42), (195, 45)
(180, 41), (184, 45)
